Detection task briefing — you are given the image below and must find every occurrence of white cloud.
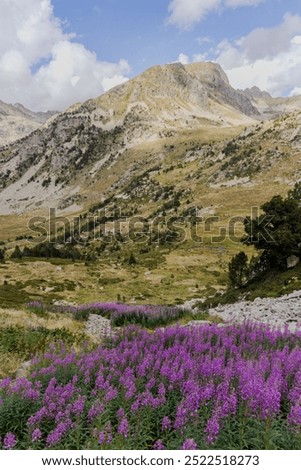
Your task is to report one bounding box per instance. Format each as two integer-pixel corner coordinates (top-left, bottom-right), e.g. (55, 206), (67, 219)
(235, 13), (301, 61)
(192, 53), (209, 62)
(196, 36), (213, 46)
(215, 14), (301, 95)
(176, 52), (209, 65)
(0, 0), (130, 111)
(291, 87), (301, 96)
(177, 53), (190, 64)
(167, 0), (268, 29)
(225, 0), (266, 7)
(167, 0), (221, 30)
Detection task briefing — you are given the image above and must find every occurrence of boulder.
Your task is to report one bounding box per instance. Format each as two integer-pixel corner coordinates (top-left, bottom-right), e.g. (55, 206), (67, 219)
(287, 255), (300, 269)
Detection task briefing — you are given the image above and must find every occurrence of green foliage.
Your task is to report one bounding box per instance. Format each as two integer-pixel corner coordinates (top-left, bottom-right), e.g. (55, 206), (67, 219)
(128, 253), (136, 265)
(243, 184), (301, 269)
(0, 326), (85, 359)
(228, 251), (249, 288)
(10, 246), (23, 259)
(0, 394), (40, 443)
(20, 241), (83, 261)
(0, 282), (31, 308)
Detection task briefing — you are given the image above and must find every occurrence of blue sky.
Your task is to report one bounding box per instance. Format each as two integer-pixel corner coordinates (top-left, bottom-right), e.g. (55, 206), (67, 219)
(52, 0), (300, 73)
(1, 0), (301, 110)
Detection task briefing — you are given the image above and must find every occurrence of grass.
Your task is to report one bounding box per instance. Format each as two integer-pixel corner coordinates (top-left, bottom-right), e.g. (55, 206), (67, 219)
(0, 297), (220, 378)
(0, 307), (86, 378)
(198, 264), (301, 310)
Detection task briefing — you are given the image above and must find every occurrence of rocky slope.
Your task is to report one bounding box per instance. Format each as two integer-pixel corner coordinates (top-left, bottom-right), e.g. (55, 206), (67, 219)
(0, 61), (301, 217)
(208, 290), (301, 330)
(0, 62), (260, 214)
(0, 100), (56, 147)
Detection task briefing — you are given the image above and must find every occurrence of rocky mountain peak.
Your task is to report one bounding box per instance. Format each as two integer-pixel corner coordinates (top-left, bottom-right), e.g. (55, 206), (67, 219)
(0, 100), (57, 147)
(242, 86), (272, 100)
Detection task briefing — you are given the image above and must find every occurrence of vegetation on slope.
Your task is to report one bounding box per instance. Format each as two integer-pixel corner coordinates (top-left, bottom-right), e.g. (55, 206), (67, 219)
(1, 323), (301, 450)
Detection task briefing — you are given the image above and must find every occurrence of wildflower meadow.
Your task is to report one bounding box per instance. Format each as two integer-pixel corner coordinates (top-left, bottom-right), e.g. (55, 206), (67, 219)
(1, 321), (301, 450)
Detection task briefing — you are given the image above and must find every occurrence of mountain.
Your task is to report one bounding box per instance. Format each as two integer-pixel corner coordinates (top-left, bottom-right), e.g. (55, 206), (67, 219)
(241, 86), (301, 119)
(1, 61), (301, 306)
(0, 61), (261, 214)
(0, 61), (301, 216)
(0, 100), (56, 147)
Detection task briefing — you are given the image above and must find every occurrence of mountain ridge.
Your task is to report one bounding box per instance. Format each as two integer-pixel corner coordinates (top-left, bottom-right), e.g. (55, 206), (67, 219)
(0, 100), (57, 147)
(0, 61), (300, 216)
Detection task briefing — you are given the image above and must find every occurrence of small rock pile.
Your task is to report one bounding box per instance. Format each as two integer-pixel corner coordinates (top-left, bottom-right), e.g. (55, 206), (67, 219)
(85, 314), (113, 340)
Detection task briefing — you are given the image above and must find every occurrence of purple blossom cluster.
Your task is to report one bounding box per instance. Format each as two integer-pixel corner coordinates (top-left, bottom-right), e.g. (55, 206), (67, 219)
(27, 301), (188, 328)
(1, 322), (301, 449)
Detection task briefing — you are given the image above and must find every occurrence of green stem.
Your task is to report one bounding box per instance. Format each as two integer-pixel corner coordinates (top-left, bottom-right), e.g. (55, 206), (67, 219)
(239, 403), (248, 449)
(264, 418), (271, 450)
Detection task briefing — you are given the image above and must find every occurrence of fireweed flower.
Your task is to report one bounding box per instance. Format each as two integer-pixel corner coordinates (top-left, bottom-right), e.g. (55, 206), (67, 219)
(117, 417), (130, 438)
(88, 401), (105, 422)
(3, 432), (17, 449)
(2, 321), (301, 449)
(205, 415), (220, 445)
(117, 408), (125, 419)
(288, 404), (301, 427)
(182, 438), (197, 450)
(174, 404), (188, 429)
(162, 416), (172, 431)
(72, 396), (86, 416)
(153, 440), (165, 450)
(32, 428), (42, 442)
(46, 419), (73, 447)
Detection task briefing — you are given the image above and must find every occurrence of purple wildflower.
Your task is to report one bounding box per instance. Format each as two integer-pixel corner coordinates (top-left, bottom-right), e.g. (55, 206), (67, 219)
(205, 415), (220, 445)
(32, 428), (42, 442)
(72, 396), (86, 416)
(182, 438), (198, 450)
(162, 416), (172, 431)
(288, 404), (301, 427)
(117, 417), (130, 438)
(3, 432), (17, 449)
(153, 440), (165, 450)
(117, 408), (125, 419)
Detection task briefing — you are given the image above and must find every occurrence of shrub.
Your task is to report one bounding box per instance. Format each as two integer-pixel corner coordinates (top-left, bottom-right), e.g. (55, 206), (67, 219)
(243, 183), (301, 269)
(228, 251), (249, 288)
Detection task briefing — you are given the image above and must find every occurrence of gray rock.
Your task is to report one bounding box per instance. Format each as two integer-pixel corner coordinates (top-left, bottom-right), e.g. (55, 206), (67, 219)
(207, 289), (301, 331)
(287, 255), (300, 269)
(15, 360), (31, 378)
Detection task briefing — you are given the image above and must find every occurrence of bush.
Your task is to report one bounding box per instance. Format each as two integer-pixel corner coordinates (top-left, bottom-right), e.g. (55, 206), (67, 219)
(243, 183), (301, 269)
(228, 251), (249, 288)
(10, 246), (22, 259)
(128, 253), (136, 265)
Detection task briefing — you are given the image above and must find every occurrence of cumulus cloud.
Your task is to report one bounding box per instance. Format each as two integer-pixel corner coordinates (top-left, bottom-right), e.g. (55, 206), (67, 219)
(0, 0), (130, 111)
(167, 0), (221, 30)
(177, 53), (208, 64)
(167, 0), (268, 29)
(215, 13), (301, 96)
(177, 53), (190, 64)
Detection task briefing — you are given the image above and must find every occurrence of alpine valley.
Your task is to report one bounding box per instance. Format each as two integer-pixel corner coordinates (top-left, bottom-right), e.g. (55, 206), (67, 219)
(1, 61), (301, 331)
